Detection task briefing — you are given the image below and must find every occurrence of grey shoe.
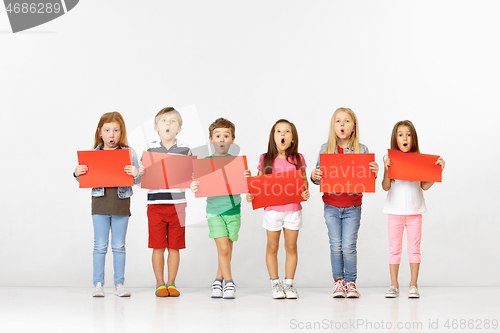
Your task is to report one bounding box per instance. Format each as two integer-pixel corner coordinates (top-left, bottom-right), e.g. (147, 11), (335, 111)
(114, 285), (131, 297)
(93, 282), (105, 297)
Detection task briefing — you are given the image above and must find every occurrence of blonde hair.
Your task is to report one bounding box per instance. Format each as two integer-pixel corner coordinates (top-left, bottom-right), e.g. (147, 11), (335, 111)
(93, 112), (129, 149)
(326, 107), (360, 154)
(154, 107), (183, 126)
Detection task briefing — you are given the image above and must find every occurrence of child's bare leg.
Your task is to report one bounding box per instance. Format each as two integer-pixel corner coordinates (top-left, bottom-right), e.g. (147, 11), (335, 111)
(215, 240), (234, 279)
(266, 230), (281, 279)
(283, 228), (299, 280)
(152, 248), (166, 287)
(166, 248), (180, 286)
(214, 236), (232, 281)
(389, 264), (400, 289)
(409, 263), (420, 288)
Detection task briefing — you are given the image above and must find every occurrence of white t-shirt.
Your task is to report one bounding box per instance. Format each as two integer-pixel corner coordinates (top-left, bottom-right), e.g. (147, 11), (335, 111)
(383, 180), (426, 215)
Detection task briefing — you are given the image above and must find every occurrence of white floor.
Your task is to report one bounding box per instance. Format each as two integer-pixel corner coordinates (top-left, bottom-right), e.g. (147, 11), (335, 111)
(0, 287), (498, 333)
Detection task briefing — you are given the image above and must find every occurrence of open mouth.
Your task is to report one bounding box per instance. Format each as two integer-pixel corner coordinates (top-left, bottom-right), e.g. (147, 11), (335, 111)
(281, 138), (285, 145)
(166, 129), (170, 133)
(403, 143), (408, 147)
(109, 140), (115, 145)
(341, 129), (345, 134)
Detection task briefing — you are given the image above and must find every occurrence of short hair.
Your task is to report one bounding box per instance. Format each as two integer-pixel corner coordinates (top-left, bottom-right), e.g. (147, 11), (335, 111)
(93, 111), (129, 149)
(209, 118), (235, 137)
(155, 107), (183, 127)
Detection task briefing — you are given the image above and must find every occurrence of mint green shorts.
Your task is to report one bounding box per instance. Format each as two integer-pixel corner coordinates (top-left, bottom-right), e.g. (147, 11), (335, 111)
(206, 213), (241, 241)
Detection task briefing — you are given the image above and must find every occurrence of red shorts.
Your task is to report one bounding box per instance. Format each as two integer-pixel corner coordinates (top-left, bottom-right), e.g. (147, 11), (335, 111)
(147, 203), (186, 249)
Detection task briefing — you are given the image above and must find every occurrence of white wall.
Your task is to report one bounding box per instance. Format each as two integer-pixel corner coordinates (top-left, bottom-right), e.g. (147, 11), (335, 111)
(1, 0), (499, 288)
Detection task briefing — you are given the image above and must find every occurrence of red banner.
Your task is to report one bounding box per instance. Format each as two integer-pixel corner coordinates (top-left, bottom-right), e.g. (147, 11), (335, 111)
(387, 149), (442, 182)
(77, 149), (133, 188)
(141, 152), (197, 189)
(247, 170), (306, 210)
(192, 156), (248, 197)
(320, 154), (375, 193)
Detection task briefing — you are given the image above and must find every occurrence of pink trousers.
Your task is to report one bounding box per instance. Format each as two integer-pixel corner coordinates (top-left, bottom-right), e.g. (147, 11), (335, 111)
(388, 214), (422, 264)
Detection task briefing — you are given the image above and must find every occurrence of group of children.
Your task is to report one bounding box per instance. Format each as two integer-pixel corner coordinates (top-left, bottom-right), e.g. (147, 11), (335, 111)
(74, 107), (445, 300)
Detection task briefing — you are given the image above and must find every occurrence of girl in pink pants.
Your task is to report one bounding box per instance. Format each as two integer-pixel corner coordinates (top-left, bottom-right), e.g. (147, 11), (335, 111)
(381, 120), (445, 299)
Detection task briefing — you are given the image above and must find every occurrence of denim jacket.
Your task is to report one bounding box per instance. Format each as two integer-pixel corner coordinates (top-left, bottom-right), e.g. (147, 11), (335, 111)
(312, 142), (369, 186)
(75, 145), (141, 199)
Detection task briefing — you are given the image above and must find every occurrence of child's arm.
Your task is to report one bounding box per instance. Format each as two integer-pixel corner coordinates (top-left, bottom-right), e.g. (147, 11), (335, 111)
(311, 168), (322, 183)
(138, 165), (145, 176)
(74, 165), (88, 182)
(124, 149), (140, 185)
(190, 180), (199, 192)
(301, 170), (310, 200)
(382, 157), (392, 191)
(246, 170), (262, 202)
(369, 161), (379, 178)
(310, 151), (322, 185)
(421, 157), (445, 191)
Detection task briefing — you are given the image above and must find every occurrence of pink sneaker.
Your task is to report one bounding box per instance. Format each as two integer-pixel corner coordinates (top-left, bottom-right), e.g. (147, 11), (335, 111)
(346, 281), (360, 298)
(333, 279), (346, 298)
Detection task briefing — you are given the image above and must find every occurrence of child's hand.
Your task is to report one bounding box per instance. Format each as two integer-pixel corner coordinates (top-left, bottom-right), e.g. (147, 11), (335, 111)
(75, 165), (88, 176)
(138, 165), (145, 176)
(301, 189), (310, 201)
(311, 168), (322, 181)
(436, 157), (445, 170)
(384, 157), (392, 171)
(369, 162), (379, 177)
(244, 170), (251, 178)
(190, 181), (199, 193)
(246, 192), (254, 203)
(124, 165), (138, 177)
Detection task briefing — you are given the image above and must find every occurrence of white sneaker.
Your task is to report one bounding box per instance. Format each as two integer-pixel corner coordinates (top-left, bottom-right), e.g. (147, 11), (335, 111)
(385, 286), (399, 298)
(114, 285), (131, 297)
(93, 282), (105, 297)
(211, 280), (223, 298)
(223, 281), (236, 299)
(283, 279), (298, 299)
(408, 286), (420, 298)
(271, 279), (285, 299)
(332, 279), (346, 298)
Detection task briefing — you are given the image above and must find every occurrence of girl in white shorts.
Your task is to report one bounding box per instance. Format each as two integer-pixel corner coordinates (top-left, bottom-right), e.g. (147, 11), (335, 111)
(247, 119), (310, 299)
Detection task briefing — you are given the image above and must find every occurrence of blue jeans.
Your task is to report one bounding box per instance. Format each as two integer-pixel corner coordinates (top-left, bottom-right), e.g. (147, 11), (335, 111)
(92, 215), (129, 286)
(324, 204), (361, 283)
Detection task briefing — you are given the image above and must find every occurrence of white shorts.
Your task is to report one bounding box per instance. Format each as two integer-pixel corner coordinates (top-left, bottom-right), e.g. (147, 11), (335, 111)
(262, 210), (303, 231)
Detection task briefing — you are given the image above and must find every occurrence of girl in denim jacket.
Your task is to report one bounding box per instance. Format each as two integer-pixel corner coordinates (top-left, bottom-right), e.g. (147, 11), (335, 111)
(74, 112), (140, 297)
(311, 108), (378, 298)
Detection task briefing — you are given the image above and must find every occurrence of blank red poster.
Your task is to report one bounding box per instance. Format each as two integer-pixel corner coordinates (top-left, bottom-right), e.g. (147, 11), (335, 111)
(77, 149), (133, 188)
(320, 154), (375, 193)
(141, 152), (197, 189)
(247, 170), (306, 210)
(192, 156), (248, 198)
(388, 149), (442, 182)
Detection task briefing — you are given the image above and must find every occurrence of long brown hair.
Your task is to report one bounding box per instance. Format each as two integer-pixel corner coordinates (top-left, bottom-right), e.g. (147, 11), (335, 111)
(93, 112), (129, 149)
(326, 107), (360, 154)
(390, 120), (420, 153)
(262, 119), (301, 175)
